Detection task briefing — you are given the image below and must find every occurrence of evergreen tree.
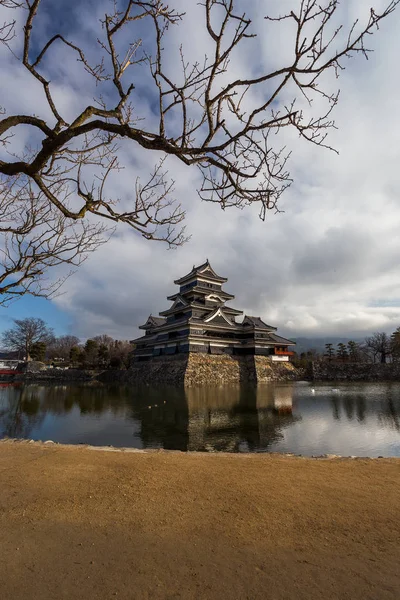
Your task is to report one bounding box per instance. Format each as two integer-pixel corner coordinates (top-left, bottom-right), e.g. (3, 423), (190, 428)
(98, 344), (110, 366)
(30, 342), (46, 362)
(69, 346), (81, 365)
(84, 339), (99, 367)
(337, 343), (348, 360)
(347, 340), (359, 362)
(324, 343), (335, 361)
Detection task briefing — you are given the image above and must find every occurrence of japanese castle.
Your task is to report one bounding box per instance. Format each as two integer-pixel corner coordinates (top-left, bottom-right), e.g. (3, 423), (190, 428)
(132, 261), (295, 361)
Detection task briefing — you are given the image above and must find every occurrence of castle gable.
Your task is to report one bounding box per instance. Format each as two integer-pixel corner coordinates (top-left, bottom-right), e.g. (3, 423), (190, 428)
(204, 308), (234, 326)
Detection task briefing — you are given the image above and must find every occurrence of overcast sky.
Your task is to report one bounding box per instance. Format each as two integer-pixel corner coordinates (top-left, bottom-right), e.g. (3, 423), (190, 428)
(1, 0), (400, 342)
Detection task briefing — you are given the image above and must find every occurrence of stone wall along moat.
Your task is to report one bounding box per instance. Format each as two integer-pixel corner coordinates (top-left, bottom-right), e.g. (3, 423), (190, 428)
(127, 354), (301, 386)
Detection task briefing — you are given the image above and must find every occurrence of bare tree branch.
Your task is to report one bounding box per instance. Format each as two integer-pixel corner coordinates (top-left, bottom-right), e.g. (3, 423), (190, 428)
(0, 176), (109, 305)
(0, 0), (398, 300)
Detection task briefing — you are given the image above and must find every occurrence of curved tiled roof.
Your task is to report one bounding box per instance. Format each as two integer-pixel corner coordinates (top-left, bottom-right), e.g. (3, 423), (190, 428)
(139, 315), (166, 329)
(268, 333), (296, 346)
(174, 260), (228, 284)
(242, 316), (277, 331)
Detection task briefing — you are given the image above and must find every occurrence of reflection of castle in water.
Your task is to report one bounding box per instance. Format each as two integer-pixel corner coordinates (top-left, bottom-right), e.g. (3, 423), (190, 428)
(0, 384), (294, 452)
(132, 384), (295, 452)
(147, 384), (298, 452)
(2, 383), (399, 451)
(0, 382), (298, 452)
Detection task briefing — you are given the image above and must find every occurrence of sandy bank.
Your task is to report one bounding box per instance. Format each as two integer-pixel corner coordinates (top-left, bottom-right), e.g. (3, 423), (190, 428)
(0, 441), (399, 600)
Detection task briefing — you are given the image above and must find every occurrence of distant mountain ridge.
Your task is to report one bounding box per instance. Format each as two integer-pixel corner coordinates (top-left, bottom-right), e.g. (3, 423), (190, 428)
(292, 337), (363, 355)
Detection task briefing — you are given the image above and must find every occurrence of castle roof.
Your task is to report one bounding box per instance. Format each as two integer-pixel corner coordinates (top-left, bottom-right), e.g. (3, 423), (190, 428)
(139, 315), (166, 330)
(167, 287), (235, 302)
(174, 260), (228, 285)
(268, 333), (296, 346)
(242, 316), (277, 331)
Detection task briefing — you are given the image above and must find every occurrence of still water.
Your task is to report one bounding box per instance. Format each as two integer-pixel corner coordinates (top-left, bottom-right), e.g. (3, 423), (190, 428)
(0, 382), (399, 456)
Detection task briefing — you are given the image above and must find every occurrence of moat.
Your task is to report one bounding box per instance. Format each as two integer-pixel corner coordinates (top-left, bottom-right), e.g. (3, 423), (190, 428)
(1, 382), (399, 456)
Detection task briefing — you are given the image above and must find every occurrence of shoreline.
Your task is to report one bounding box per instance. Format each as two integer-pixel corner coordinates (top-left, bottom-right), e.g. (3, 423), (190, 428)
(5, 372), (400, 385)
(1, 437), (398, 460)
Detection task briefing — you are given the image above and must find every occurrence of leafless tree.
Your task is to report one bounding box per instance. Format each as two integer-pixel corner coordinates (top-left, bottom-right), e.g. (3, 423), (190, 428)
(93, 335), (132, 368)
(92, 334), (115, 349)
(0, 176), (108, 304)
(109, 340), (132, 368)
(0, 2), (19, 46)
(0, 0), (398, 299)
(363, 332), (391, 364)
(1, 316), (54, 360)
(47, 334), (81, 360)
(0, 387), (45, 439)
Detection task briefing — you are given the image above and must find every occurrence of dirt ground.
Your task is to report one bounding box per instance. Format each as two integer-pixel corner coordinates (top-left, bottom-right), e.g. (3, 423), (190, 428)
(0, 441), (399, 600)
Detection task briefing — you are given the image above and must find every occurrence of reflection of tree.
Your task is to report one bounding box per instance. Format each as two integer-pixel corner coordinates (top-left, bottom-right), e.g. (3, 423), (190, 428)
(355, 395), (366, 423)
(384, 399), (400, 431)
(0, 386), (45, 439)
(331, 396), (341, 420)
(330, 389), (400, 431)
(378, 388), (400, 432)
(0, 383), (135, 441)
(343, 396), (354, 421)
(39, 384), (132, 416)
(330, 394), (365, 423)
(330, 394), (366, 422)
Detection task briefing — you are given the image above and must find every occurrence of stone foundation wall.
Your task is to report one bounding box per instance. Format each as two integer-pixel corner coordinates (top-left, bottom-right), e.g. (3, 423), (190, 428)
(311, 361), (400, 381)
(126, 354), (302, 386)
(127, 354), (189, 386)
(184, 354), (245, 386)
(254, 356), (300, 383)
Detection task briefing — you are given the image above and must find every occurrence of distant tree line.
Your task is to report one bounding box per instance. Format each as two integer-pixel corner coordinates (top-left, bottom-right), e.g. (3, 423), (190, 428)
(3, 317), (400, 369)
(0, 317), (132, 369)
(293, 328), (400, 367)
